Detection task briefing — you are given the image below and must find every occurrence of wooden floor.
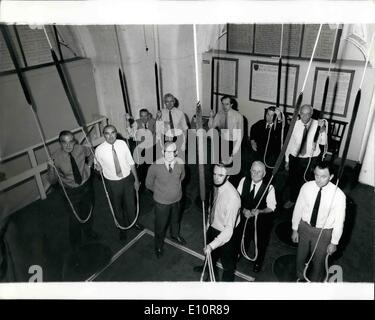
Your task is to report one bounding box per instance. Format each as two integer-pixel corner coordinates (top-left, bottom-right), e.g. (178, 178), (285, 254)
(0, 156), (374, 283)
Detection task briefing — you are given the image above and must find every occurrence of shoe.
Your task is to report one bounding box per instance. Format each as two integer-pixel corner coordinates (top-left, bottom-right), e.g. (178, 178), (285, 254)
(119, 232), (127, 241)
(253, 263), (261, 273)
(171, 235), (186, 245)
(134, 223), (144, 231)
(193, 265), (204, 273)
(155, 248), (163, 258)
(283, 201), (295, 209)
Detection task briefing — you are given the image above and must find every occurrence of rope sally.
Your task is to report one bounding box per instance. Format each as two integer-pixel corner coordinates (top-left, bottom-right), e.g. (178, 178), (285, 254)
(193, 25), (217, 282)
(0, 25), (92, 224)
(302, 31), (374, 282)
(240, 24), (324, 263)
(42, 27), (139, 230)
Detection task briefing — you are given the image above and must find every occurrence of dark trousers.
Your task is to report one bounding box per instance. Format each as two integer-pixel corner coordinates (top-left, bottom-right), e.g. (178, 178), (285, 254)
(154, 201), (181, 250)
(296, 221), (332, 282)
(289, 155), (319, 202)
(237, 213), (273, 266)
(208, 226), (238, 282)
(105, 174), (136, 235)
(64, 178), (95, 248)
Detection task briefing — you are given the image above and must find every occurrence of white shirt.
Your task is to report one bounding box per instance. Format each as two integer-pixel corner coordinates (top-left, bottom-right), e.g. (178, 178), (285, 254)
(292, 181), (346, 245)
(209, 108), (244, 141)
(285, 119), (326, 162)
(156, 107), (188, 139)
(209, 108), (244, 155)
(237, 178), (277, 211)
(209, 181), (241, 250)
(95, 140), (135, 181)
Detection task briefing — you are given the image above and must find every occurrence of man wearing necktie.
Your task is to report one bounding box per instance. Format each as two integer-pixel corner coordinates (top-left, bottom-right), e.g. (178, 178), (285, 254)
(47, 131), (98, 249)
(194, 163), (241, 281)
(236, 161), (277, 273)
(208, 96), (244, 171)
(94, 125), (143, 241)
(126, 108), (157, 192)
(145, 142), (186, 258)
(155, 93), (188, 155)
(250, 106), (285, 177)
(291, 161), (346, 282)
(284, 104), (327, 209)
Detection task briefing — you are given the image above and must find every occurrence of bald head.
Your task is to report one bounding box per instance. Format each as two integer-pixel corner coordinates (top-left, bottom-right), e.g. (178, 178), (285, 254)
(300, 104), (313, 124)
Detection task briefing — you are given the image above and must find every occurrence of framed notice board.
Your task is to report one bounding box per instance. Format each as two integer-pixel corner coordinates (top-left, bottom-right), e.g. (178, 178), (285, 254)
(227, 23), (342, 62)
(211, 57), (239, 111)
(311, 67), (355, 118)
(249, 61), (299, 107)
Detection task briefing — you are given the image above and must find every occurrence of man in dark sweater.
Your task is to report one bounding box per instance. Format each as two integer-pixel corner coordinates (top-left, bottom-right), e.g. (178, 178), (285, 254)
(250, 106), (284, 176)
(145, 141), (186, 258)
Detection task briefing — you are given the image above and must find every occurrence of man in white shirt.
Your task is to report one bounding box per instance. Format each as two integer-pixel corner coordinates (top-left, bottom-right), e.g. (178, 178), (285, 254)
(291, 161), (346, 282)
(194, 163), (241, 281)
(125, 108), (157, 191)
(208, 96), (244, 170)
(156, 93), (188, 153)
(94, 125), (143, 240)
(237, 161), (277, 272)
(284, 104), (327, 209)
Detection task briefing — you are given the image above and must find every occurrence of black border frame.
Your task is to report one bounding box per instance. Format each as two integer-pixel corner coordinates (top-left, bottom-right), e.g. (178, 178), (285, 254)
(211, 57), (239, 112)
(249, 60), (299, 107)
(311, 67), (355, 118)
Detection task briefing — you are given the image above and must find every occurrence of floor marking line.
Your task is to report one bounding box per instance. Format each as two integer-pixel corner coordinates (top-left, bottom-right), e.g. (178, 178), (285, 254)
(144, 229), (255, 282)
(86, 229), (147, 282)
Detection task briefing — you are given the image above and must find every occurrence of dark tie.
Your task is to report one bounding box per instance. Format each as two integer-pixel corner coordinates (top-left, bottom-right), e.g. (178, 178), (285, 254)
(69, 153), (82, 185)
(145, 122), (148, 130)
(224, 112), (228, 129)
(310, 188), (322, 227)
(249, 183), (256, 201)
(112, 145), (123, 177)
(168, 163), (173, 173)
(299, 124), (309, 156)
(169, 110), (174, 130)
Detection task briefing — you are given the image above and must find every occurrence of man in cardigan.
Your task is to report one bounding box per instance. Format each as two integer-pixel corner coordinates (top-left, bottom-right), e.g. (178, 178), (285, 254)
(236, 161), (276, 273)
(145, 141), (186, 258)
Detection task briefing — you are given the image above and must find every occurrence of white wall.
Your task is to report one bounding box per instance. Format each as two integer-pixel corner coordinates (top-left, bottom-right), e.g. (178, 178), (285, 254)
(200, 24), (375, 162)
(71, 25), (217, 135)
(0, 59), (101, 217)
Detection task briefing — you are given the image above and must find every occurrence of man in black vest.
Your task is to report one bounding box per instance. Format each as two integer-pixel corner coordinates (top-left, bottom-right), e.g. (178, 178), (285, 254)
(236, 161), (277, 273)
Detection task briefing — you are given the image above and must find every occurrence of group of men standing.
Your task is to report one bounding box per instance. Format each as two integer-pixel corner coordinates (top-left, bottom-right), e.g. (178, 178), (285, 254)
(47, 92), (346, 283)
